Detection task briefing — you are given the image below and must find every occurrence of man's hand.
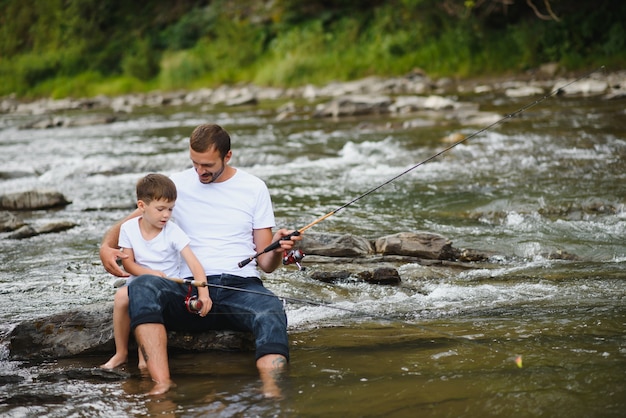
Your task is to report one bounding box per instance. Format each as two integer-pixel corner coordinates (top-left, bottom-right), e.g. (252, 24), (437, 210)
(99, 245), (130, 277)
(273, 228), (302, 252)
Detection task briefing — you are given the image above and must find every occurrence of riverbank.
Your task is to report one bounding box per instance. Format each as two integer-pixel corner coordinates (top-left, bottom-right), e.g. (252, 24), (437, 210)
(2, 67), (623, 122)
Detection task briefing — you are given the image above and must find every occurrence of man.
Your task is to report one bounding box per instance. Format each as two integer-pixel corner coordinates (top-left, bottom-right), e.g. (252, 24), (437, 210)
(99, 124), (300, 397)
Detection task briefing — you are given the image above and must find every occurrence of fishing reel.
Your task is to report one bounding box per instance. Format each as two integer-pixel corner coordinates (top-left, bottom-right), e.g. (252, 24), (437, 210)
(184, 284), (203, 314)
(283, 249), (306, 271)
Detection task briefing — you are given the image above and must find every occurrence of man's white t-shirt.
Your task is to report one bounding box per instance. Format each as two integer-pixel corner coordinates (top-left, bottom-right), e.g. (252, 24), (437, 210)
(118, 217), (191, 281)
(170, 167), (275, 278)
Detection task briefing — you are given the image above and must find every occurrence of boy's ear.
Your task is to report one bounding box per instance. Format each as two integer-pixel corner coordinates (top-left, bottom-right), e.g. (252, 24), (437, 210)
(137, 200), (145, 210)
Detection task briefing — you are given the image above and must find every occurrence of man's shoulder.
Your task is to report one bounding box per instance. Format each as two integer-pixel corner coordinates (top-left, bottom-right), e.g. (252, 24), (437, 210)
(233, 168), (266, 186)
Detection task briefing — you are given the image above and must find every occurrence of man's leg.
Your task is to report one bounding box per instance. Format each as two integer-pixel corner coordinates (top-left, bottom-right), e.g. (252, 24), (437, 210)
(257, 354), (288, 398)
(212, 275), (290, 398)
(135, 323), (173, 395)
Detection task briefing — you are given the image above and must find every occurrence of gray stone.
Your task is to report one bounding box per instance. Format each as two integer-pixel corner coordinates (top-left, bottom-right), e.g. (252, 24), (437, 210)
(375, 231), (458, 260)
(7, 302), (254, 361)
(0, 190), (71, 210)
(299, 232), (373, 257)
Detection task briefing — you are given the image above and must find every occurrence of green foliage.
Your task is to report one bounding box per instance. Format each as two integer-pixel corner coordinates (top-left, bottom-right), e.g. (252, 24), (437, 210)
(157, 5), (216, 50)
(121, 39), (161, 81)
(0, 0), (624, 98)
(159, 50), (207, 90)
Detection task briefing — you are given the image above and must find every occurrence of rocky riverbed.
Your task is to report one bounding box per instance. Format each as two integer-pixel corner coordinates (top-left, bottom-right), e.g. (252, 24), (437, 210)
(1, 65), (623, 361)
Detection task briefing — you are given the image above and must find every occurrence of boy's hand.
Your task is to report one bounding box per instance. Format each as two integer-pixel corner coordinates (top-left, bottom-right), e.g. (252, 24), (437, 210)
(198, 295), (212, 317)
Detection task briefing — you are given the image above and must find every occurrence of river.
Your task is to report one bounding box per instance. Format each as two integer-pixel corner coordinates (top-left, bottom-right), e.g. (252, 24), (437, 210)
(0, 77), (625, 417)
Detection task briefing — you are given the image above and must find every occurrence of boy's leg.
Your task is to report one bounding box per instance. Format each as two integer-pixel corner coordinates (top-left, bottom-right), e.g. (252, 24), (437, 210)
(128, 275), (188, 395)
(101, 287), (131, 369)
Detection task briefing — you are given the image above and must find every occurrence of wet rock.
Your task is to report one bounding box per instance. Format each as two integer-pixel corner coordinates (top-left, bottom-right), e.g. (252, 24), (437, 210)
(37, 367), (130, 382)
(0, 374), (25, 385)
(314, 95), (393, 118)
(299, 232), (373, 257)
(225, 92), (258, 107)
(543, 249), (581, 261)
(0, 190), (71, 210)
(504, 85), (545, 98)
(0, 211), (25, 232)
(7, 302), (254, 361)
(356, 267), (401, 285)
(19, 115), (116, 129)
(457, 248), (493, 262)
(555, 78), (608, 96)
(310, 267), (401, 285)
(6, 221), (77, 239)
(375, 231), (458, 260)
(1, 393), (69, 405)
(0, 170), (36, 180)
(309, 270), (352, 283)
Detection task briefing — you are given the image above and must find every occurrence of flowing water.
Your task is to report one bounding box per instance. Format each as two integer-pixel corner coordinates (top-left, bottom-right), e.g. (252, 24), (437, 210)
(0, 84), (625, 417)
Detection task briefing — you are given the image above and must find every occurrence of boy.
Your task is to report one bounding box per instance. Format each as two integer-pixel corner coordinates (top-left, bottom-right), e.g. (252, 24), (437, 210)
(101, 173), (211, 369)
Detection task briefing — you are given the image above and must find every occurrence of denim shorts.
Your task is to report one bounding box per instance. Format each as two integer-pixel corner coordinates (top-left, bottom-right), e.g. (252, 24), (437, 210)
(128, 274), (289, 361)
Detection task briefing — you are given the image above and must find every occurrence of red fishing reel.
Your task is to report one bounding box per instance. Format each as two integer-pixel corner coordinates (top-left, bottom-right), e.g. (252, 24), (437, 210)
(283, 249), (306, 271)
(185, 284), (203, 314)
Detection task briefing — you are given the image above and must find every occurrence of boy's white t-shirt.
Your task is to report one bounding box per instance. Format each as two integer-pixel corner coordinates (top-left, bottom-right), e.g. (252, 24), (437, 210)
(170, 167), (275, 278)
(118, 217), (191, 281)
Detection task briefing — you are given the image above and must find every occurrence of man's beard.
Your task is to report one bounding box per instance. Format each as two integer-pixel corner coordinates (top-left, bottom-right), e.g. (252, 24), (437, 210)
(200, 164), (225, 184)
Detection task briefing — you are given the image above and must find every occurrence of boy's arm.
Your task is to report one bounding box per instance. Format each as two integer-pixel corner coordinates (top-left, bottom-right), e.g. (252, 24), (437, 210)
(180, 245), (212, 316)
(120, 248), (165, 277)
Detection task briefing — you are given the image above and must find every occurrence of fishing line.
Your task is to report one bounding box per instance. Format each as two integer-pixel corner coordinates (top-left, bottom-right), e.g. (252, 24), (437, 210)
(167, 277), (524, 367)
(238, 66), (606, 268)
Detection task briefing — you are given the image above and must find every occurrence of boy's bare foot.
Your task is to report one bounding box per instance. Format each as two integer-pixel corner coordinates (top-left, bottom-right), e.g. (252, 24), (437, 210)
(100, 353), (128, 369)
(148, 379), (174, 396)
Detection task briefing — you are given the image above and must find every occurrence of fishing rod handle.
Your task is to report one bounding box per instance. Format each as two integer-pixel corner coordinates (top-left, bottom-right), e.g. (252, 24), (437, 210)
(237, 230), (301, 268)
(165, 277), (207, 287)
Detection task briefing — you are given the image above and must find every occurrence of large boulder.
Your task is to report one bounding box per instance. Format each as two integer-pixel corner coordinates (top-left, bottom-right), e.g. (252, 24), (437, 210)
(7, 302), (254, 361)
(375, 231), (459, 260)
(0, 190), (71, 210)
(299, 232), (373, 257)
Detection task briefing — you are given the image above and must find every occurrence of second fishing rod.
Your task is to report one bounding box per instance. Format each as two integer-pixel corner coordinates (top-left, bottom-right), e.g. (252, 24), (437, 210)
(239, 66), (605, 268)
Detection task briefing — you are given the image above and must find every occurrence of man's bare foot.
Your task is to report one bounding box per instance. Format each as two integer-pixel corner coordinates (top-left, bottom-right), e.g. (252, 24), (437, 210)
(261, 380), (283, 399)
(100, 353), (127, 369)
(257, 354), (287, 399)
(148, 379), (174, 396)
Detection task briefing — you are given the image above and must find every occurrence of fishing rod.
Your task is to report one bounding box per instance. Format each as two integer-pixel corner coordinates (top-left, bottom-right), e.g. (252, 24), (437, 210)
(166, 276), (524, 368)
(238, 66), (606, 268)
